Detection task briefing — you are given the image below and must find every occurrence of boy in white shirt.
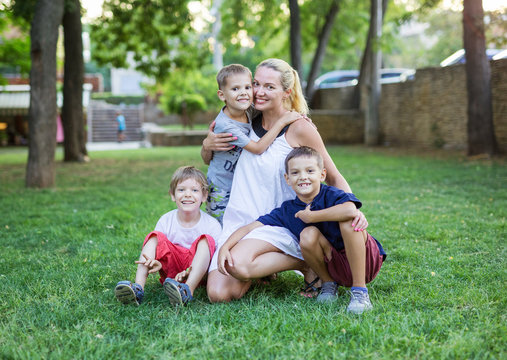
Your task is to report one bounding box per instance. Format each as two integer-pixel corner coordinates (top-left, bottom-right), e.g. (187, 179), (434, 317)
(115, 166), (221, 306)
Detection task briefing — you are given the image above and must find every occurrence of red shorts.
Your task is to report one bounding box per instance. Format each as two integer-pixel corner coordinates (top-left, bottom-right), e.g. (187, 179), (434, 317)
(326, 232), (384, 287)
(143, 231), (216, 284)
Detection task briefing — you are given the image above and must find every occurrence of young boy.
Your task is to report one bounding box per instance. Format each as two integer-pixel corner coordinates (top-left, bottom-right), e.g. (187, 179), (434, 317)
(218, 146), (386, 314)
(205, 64), (301, 224)
(115, 166), (222, 306)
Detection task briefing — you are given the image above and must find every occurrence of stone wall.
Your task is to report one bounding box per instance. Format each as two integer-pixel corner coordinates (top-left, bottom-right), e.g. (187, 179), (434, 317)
(311, 59), (507, 153)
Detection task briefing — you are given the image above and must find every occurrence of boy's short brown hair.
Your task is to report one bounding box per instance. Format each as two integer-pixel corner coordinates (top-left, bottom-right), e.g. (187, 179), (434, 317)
(169, 166), (208, 196)
(216, 64), (252, 90)
(284, 146), (324, 174)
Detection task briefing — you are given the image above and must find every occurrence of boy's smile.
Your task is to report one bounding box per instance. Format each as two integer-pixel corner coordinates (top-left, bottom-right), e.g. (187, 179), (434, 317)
(285, 156), (326, 203)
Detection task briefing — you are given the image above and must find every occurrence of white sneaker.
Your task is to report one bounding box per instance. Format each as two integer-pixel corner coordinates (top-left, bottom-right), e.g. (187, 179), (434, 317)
(347, 289), (373, 314)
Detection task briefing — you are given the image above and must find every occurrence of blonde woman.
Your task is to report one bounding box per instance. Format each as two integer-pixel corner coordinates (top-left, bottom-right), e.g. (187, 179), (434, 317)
(201, 59), (367, 302)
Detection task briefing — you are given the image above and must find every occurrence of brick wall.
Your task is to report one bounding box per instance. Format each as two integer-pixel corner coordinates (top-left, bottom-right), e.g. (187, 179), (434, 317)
(311, 59), (507, 153)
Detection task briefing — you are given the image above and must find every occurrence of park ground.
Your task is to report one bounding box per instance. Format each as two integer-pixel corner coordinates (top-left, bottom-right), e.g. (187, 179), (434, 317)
(0, 145), (505, 359)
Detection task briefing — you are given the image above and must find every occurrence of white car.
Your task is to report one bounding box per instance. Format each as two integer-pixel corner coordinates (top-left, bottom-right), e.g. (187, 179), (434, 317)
(314, 68), (416, 89)
(440, 48), (506, 66)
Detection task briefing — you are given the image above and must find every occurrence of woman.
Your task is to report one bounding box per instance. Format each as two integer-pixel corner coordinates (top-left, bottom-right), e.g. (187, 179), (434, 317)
(202, 59), (367, 302)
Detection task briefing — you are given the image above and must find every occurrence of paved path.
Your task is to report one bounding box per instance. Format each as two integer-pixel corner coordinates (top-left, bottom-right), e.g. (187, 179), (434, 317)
(86, 141), (150, 151)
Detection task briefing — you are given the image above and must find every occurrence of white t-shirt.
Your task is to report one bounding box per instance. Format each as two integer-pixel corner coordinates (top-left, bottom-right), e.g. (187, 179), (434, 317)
(154, 209), (222, 249)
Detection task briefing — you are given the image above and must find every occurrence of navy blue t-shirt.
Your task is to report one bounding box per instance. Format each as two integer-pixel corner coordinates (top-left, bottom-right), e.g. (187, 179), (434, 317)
(257, 184), (386, 258)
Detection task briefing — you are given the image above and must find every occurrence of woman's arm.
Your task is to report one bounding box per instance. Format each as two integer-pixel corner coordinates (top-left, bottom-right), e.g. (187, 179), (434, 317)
(286, 119), (351, 192)
(201, 121), (237, 165)
(218, 221), (264, 275)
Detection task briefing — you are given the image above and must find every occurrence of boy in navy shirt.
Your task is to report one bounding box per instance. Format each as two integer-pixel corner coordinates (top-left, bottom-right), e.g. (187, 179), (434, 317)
(218, 146), (386, 314)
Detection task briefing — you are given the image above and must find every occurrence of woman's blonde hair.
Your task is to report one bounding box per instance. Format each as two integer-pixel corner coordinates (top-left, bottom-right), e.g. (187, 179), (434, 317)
(256, 58), (309, 115)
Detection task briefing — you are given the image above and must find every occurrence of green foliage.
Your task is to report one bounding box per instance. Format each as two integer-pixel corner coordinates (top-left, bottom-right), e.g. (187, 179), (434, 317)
(158, 65), (222, 116)
(0, 146), (505, 358)
(0, 10), (31, 79)
(91, 92), (144, 105)
(90, 0), (209, 81)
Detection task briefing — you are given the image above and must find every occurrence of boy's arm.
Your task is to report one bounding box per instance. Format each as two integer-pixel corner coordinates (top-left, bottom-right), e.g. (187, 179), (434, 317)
(295, 202), (358, 224)
(243, 112), (302, 154)
(218, 221), (264, 275)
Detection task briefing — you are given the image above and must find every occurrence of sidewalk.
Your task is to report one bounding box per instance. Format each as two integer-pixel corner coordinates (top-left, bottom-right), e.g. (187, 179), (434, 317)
(86, 141), (150, 151)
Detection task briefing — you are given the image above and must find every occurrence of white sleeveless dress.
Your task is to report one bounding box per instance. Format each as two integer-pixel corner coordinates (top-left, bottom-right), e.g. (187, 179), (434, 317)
(209, 128), (303, 272)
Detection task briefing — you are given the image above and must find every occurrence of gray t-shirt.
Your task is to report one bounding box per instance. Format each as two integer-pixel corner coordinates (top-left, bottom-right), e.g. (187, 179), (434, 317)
(207, 107), (252, 191)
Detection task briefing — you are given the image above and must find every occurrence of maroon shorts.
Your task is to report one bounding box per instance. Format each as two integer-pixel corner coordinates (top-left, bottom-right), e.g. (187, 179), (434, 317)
(143, 231), (216, 285)
(326, 232), (384, 287)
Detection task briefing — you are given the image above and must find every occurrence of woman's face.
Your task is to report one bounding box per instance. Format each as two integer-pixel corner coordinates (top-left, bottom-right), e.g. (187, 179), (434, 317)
(252, 66), (288, 112)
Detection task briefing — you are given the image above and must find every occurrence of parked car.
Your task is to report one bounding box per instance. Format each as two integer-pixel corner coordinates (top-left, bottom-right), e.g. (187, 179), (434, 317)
(314, 68), (415, 89)
(440, 48), (506, 66)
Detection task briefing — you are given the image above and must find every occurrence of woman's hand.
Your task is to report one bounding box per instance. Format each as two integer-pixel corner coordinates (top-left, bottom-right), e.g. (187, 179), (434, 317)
(135, 253), (162, 274)
(351, 210), (368, 231)
(203, 121), (237, 152)
(217, 246), (233, 276)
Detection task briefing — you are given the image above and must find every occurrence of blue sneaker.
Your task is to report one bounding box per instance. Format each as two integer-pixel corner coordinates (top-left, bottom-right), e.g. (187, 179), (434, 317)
(347, 288), (373, 314)
(163, 278), (193, 306)
(115, 281), (144, 305)
(316, 281), (338, 303)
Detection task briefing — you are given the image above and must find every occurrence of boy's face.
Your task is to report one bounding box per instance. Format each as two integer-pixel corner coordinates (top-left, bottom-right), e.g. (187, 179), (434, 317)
(284, 156), (326, 202)
(171, 178), (207, 214)
(217, 73), (253, 112)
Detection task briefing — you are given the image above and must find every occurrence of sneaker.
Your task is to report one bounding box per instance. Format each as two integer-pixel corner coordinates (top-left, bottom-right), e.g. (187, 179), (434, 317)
(316, 281), (338, 303)
(115, 281), (144, 305)
(347, 288), (373, 314)
(163, 278), (194, 306)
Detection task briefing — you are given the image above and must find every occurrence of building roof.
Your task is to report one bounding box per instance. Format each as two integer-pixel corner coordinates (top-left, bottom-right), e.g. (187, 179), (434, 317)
(0, 91), (29, 116)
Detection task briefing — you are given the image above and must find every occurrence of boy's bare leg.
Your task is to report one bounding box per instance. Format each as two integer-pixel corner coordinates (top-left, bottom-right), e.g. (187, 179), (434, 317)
(135, 236), (157, 289)
(184, 238), (211, 295)
(339, 220), (368, 288)
(299, 226), (335, 283)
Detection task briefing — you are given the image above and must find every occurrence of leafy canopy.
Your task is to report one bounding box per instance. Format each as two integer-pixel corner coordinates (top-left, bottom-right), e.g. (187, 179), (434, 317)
(90, 0), (209, 81)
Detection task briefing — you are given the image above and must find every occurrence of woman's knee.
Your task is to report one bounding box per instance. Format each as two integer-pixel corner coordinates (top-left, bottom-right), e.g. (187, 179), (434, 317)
(300, 226), (320, 250)
(206, 271), (247, 303)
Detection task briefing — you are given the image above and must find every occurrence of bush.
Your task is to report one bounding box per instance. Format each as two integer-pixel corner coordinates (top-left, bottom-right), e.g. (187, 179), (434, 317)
(91, 92), (144, 105)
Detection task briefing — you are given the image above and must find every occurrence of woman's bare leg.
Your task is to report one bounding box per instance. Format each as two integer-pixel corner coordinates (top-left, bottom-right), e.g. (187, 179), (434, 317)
(227, 238), (305, 281)
(206, 269), (251, 303)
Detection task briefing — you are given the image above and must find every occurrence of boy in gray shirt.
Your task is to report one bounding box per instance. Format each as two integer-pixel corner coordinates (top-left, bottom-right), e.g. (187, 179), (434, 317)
(206, 64), (301, 224)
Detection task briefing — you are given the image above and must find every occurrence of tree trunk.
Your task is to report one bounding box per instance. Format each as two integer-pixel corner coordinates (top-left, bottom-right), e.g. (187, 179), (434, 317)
(463, 0), (496, 156)
(62, 0), (87, 162)
(365, 0), (382, 146)
(305, 0), (340, 104)
(352, 0), (388, 109)
(26, 0), (65, 188)
(288, 0), (302, 81)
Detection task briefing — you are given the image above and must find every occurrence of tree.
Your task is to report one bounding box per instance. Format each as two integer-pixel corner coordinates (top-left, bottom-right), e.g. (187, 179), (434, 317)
(90, 0), (205, 82)
(304, 0), (340, 103)
(0, 10), (31, 82)
(26, 0), (64, 188)
(288, 0), (302, 77)
(463, 0), (496, 156)
(62, 0), (87, 162)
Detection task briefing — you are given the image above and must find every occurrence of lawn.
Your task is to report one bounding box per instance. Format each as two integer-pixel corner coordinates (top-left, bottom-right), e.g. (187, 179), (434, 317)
(0, 145), (505, 359)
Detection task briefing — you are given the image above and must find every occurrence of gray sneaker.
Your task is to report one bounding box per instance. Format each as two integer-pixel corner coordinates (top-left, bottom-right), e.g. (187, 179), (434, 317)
(347, 289), (373, 314)
(316, 281), (338, 303)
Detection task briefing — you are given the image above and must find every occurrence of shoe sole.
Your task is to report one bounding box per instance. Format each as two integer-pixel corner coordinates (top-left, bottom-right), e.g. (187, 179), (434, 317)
(163, 280), (183, 306)
(115, 284), (139, 305)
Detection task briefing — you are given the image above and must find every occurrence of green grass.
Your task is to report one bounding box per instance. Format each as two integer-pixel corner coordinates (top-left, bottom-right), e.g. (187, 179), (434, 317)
(0, 145), (505, 359)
